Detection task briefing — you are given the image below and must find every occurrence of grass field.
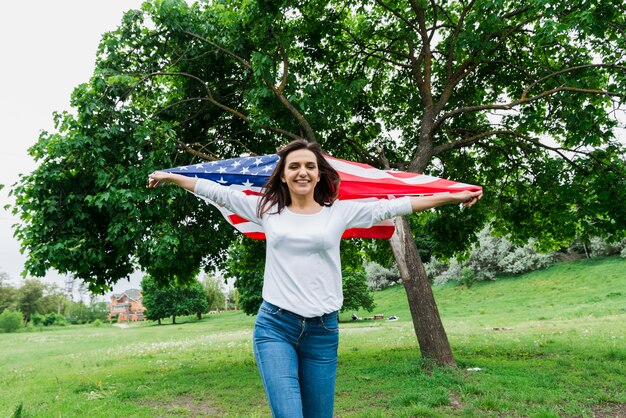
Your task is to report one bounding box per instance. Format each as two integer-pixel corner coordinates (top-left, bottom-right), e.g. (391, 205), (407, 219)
(1, 257), (625, 417)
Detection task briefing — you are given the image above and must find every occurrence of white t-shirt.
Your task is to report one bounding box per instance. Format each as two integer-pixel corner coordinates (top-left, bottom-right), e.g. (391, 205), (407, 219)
(194, 179), (412, 317)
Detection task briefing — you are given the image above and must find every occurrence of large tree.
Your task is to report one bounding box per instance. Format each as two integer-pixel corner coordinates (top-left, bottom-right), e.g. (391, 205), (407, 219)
(12, 0), (626, 366)
(16, 280), (45, 323)
(337, 0), (626, 366)
(141, 276), (207, 324)
(0, 272), (18, 313)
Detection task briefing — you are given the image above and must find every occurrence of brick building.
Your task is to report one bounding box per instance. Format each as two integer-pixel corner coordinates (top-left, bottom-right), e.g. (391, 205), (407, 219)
(108, 289), (146, 322)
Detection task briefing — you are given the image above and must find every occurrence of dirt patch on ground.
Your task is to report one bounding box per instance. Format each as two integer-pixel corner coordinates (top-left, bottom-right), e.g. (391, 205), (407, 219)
(590, 402), (626, 418)
(141, 394), (223, 417)
(448, 392), (465, 411)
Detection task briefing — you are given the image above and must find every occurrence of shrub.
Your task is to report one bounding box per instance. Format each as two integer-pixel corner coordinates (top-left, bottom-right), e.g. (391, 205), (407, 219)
(429, 258), (463, 285)
(43, 313), (66, 327)
(588, 237), (626, 258)
(92, 319), (102, 327)
(459, 267), (475, 288)
(429, 226), (554, 284)
(364, 262), (401, 290)
(30, 312), (44, 326)
(341, 270), (375, 312)
(0, 309), (24, 333)
(424, 258), (448, 283)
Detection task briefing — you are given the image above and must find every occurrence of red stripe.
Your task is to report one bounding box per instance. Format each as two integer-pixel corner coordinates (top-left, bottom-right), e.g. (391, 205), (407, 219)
(242, 226), (393, 240)
(337, 179), (481, 199)
(228, 214), (252, 225)
(242, 190), (263, 196)
(338, 171), (477, 189)
(341, 225), (395, 239)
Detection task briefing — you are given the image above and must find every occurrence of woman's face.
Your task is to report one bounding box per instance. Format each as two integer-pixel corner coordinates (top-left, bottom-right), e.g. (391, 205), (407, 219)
(281, 149), (320, 200)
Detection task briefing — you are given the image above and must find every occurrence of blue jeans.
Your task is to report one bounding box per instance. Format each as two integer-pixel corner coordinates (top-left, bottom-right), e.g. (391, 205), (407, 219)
(253, 300), (339, 418)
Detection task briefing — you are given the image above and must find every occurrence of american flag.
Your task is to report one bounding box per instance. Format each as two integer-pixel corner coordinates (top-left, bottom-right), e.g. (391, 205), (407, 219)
(164, 154), (482, 240)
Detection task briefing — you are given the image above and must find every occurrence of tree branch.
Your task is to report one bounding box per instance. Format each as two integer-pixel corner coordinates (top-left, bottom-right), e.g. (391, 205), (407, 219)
(175, 139), (216, 161)
(428, 0), (438, 43)
(374, 0), (419, 33)
(143, 71), (301, 141)
(343, 27), (412, 68)
(434, 86), (623, 131)
(408, 0), (434, 103)
(522, 64), (626, 99)
(501, 5), (533, 19)
(445, 0), (476, 82)
(276, 43), (289, 94)
(433, 128), (602, 173)
(180, 30), (316, 143)
(181, 30), (251, 70)
(153, 97), (206, 117)
(377, 145), (391, 170)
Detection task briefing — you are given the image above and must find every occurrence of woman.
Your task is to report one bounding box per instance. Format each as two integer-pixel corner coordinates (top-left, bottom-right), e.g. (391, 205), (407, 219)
(148, 139), (482, 418)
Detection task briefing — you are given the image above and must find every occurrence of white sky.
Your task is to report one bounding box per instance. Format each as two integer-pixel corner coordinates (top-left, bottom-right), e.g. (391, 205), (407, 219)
(0, 1), (145, 297)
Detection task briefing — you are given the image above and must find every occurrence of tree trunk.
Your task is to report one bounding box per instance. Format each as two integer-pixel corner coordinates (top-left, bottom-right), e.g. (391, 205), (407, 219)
(172, 315), (176, 324)
(197, 312), (202, 320)
(389, 216), (457, 368)
(158, 318), (161, 325)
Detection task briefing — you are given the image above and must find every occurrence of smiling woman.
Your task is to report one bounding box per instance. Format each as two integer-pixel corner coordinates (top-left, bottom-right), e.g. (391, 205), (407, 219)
(281, 149), (321, 207)
(148, 138), (481, 418)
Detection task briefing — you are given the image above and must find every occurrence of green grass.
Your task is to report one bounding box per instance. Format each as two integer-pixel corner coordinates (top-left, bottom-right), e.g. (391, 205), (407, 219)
(1, 257), (625, 417)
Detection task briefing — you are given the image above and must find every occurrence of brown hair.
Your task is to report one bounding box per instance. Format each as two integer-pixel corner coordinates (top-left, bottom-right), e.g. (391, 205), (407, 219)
(257, 139), (340, 216)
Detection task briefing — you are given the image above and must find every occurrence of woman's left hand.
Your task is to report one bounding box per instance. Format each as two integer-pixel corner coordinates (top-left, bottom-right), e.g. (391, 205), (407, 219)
(453, 190), (483, 207)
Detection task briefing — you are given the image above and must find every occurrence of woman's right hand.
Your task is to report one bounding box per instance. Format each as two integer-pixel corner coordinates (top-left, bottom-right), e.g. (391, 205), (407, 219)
(148, 171), (172, 188)
(148, 171), (199, 192)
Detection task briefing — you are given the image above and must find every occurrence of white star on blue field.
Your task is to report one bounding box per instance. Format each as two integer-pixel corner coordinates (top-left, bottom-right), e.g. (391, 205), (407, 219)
(167, 155), (280, 187)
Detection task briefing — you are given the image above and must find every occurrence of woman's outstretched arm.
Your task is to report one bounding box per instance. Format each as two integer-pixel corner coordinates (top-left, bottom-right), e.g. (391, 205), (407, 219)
(409, 190), (483, 213)
(148, 171), (198, 192)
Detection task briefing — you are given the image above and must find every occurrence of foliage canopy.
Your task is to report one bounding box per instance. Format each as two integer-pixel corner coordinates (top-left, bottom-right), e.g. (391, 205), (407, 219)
(12, 0), (626, 300)
(141, 275), (207, 323)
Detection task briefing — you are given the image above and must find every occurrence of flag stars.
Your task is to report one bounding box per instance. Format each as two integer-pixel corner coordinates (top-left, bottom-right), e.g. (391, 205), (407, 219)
(254, 157), (263, 166)
(231, 160), (241, 169)
(242, 180), (254, 188)
(262, 165), (273, 172)
(218, 166), (227, 173)
(241, 167), (250, 174)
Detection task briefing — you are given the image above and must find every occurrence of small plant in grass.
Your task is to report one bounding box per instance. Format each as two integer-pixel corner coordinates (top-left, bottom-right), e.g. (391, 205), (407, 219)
(0, 309), (23, 333)
(92, 319), (102, 327)
(10, 402), (24, 418)
(460, 267), (475, 288)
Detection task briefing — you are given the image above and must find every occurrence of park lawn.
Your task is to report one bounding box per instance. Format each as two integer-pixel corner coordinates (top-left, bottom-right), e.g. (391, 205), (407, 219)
(1, 256), (624, 417)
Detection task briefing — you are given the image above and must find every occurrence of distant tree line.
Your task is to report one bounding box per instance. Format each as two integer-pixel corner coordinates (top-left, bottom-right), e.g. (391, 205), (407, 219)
(143, 268), (376, 323)
(0, 273), (109, 333)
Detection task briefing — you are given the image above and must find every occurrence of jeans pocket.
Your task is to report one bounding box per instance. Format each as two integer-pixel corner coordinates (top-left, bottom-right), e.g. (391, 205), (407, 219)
(320, 316), (339, 333)
(258, 301), (282, 315)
